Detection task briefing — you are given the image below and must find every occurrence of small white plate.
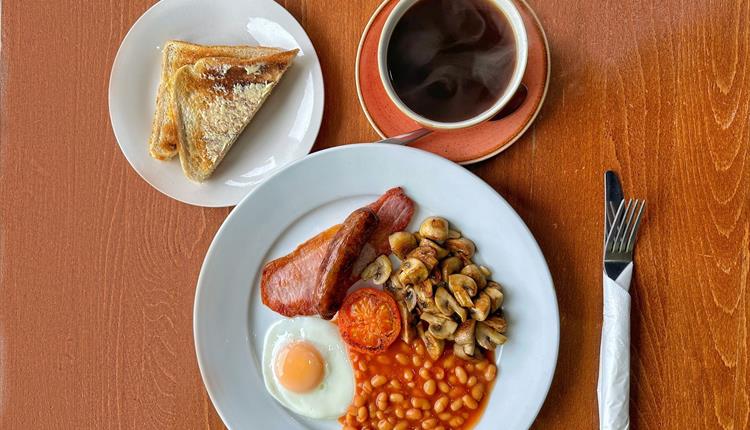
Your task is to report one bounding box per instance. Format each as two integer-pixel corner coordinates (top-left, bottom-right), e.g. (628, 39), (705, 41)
(194, 144), (559, 430)
(109, 0), (324, 207)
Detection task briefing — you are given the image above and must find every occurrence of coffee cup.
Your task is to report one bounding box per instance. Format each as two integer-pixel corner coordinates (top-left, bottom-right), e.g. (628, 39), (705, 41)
(378, 0), (528, 130)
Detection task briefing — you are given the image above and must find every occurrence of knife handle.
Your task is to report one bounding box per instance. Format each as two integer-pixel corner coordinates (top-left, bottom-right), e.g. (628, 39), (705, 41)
(597, 264), (633, 430)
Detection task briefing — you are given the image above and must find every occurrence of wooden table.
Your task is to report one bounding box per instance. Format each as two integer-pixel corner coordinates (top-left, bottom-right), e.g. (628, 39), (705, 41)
(1, 0), (748, 428)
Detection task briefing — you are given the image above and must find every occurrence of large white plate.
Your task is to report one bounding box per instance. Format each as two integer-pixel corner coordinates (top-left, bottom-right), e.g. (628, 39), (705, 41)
(109, 0), (324, 207)
(194, 144), (559, 429)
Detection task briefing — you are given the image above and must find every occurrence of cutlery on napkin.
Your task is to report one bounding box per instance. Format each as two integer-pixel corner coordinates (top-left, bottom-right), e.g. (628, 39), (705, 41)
(597, 171), (646, 430)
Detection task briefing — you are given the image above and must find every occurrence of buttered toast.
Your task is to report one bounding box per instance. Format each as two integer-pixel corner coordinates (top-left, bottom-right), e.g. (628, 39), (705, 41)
(171, 50), (298, 182)
(148, 41), (285, 160)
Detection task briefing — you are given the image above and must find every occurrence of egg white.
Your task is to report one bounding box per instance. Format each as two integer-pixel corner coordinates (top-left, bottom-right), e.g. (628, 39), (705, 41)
(262, 316), (355, 419)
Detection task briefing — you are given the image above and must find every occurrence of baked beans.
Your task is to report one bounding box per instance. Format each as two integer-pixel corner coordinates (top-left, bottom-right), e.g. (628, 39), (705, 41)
(455, 367), (468, 384)
(462, 394), (478, 410)
(450, 398), (463, 411)
(419, 368), (431, 380)
(339, 339), (496, 430)
(405, 408), (422, 420)
(354, 395), (366, 407)
(484, 364), (497, 382)
(357, 406), (368, 422)
(371, 375), (387, 387)
(434, 396), (449, 413)
(377, 355), (392, 365)
(378, 419), (393, 430)
(423, 380), (436, 396)
(389, 393), (405, 403)
(433, 368), (445, 380)
(471, 384), (485, 401)
(376, 392), (388, 410)
(411, 397), (429, 410)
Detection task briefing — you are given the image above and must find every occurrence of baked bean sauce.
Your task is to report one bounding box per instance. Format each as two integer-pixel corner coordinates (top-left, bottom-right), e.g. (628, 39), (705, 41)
(339, 339), (497, 430)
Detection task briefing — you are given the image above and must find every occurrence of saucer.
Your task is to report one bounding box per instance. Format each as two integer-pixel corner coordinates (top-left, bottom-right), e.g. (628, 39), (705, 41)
(355, 0), (550, 164)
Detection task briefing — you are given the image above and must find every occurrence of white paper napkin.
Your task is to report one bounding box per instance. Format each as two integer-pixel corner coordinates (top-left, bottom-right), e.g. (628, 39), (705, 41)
(597, 262), (633, 430)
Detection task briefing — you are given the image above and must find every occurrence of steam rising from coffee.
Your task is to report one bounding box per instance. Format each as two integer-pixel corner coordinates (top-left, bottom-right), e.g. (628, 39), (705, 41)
(387, 0), (517, 123)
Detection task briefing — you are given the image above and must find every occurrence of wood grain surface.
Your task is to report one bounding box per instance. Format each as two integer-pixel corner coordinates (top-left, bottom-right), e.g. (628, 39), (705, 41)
(1, 0), (748, 429)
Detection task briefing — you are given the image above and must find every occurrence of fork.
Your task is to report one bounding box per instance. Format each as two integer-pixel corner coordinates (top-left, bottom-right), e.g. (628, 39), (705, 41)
(604, 199), (646, 280)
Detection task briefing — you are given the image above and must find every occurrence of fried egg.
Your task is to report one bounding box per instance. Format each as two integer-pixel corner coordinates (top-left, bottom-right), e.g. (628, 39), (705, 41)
(262, 316), (355, 419)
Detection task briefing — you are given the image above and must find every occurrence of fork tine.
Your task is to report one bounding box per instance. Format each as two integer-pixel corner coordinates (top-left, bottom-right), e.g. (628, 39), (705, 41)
(605, 200), (626, 251)
(625, 200), (646, 252)
(606, 201), (619, 231)
(617, 199), (638, 252)
(613, 199), (633, 252)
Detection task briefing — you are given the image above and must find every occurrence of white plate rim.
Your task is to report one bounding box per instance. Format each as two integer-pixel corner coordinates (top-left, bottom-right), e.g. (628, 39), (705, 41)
(194, 143), (560, 429)
(108, 0), (324, 207)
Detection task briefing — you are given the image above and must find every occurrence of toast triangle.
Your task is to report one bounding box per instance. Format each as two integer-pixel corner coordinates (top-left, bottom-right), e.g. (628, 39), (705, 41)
(148, 41), (286, 160)
(171, 49), (298, 182)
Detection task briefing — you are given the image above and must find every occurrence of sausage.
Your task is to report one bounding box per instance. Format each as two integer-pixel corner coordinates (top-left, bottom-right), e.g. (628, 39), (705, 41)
(315, 207), (379, 319)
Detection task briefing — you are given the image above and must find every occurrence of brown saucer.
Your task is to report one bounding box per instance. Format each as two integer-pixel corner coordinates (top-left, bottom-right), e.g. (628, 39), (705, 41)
(355, 0), (550, 164)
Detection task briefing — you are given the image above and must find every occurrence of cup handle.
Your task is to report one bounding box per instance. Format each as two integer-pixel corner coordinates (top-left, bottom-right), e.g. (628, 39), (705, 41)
(491, 84), (528, 121)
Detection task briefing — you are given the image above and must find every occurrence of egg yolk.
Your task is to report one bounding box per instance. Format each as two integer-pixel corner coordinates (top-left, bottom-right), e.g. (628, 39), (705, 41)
(275, 341), (325, 393)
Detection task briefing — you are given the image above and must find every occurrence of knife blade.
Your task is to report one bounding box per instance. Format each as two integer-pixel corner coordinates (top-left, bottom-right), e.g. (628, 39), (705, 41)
(604, 171), (624, 241)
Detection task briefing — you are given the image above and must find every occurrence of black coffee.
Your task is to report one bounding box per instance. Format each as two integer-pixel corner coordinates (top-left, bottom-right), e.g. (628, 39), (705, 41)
(387, 0), (517, 123)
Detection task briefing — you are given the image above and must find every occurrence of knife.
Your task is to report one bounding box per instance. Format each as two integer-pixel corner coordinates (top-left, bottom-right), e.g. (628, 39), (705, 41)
(604, 171), (624, 242)
(599, 170), (630, 430)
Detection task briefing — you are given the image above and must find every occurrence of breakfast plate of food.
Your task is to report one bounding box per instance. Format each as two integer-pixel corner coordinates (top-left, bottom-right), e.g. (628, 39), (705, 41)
(109, 0), (324, 206)
(194, 144), (559, 429)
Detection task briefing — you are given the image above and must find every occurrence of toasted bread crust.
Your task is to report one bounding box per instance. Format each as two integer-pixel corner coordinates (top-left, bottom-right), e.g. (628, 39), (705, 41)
(148, 41), (285, 160)
(171, 49), (298, 182)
